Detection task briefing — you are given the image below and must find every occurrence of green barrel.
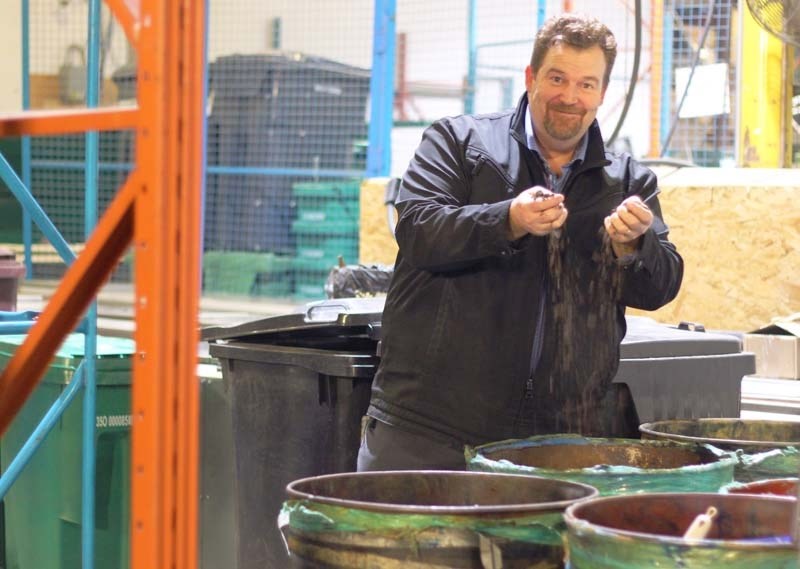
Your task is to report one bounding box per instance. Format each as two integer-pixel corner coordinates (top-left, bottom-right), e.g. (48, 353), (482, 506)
(279, 470), (598, 568)
(465, 435), (736, 495)
(640, 419), (800, 482)
(0, 334), (134, 569)
(565, 492), (796, 568)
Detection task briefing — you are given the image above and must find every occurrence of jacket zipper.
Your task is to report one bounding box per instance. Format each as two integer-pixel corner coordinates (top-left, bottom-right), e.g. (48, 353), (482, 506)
(522, 158), (608, 401)
(527, 265), (547, 399)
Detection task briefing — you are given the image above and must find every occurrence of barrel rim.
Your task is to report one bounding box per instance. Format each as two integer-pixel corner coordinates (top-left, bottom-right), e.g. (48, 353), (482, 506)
(639, 418), (800, 448)
(468, 434), (736, 475)
(285, 470), (599, 514)
(564, 491), (797, 549)
(724, 477), (800, 495)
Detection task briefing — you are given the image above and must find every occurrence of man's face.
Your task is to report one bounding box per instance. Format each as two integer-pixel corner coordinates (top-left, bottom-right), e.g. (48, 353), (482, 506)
(526, 43), (607, 151)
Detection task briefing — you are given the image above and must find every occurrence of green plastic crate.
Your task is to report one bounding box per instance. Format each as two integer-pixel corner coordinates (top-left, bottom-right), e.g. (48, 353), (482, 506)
(0, 334), (135, 569)
(253, 272), (293, 297)
(295, 235), (358, 265)
(290, 219), (359, 236)
(203, 251), (292, 296)
(291, 181), (361, 199)
(293, 281), (327, 300)
(292, 181), (361, 225)
(291, 257), (332, 300)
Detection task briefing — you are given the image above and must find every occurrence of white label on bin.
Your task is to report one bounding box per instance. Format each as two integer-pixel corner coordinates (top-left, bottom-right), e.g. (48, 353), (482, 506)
(96, 414), (132, 429)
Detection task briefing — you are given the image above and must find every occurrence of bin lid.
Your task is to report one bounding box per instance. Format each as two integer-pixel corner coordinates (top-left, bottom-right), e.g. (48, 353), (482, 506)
(0, 334), (135, 382)
(204, 305), (741, 358)
(621, 316), (742, 358)
(0, 333), (135, 358)
(201, 297), (385, 344)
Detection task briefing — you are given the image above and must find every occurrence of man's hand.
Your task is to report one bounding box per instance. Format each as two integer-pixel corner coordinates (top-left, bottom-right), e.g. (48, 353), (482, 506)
(604, 195), (653, 258)
(508, 187), (568, 240)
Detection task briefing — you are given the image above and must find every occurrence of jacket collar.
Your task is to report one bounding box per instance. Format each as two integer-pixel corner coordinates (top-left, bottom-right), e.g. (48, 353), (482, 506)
(510, 92), (608, 166)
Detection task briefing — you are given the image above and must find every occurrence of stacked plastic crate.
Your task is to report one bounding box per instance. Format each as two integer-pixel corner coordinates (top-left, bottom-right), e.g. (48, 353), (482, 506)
(291, 180), (360, 299)
(203, 251), (293, 297)
(202, 53), (370, 298)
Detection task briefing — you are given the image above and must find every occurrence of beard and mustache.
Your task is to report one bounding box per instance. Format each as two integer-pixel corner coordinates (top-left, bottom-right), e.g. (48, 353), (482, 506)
(542, 102), (588, 141)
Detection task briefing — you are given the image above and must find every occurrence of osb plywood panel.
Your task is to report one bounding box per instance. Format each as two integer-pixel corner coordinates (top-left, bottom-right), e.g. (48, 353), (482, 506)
(629, 180), (800, 331)
(360, 171), (800, 332)
(359, 177), (399, 265)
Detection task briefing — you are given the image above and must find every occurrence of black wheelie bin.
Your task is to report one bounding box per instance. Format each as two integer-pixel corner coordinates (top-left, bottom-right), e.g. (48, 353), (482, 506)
(202, 297), (384, 569)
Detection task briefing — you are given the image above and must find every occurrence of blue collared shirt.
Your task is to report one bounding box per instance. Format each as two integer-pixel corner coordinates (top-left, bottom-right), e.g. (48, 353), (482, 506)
(525, 109), (588, 193)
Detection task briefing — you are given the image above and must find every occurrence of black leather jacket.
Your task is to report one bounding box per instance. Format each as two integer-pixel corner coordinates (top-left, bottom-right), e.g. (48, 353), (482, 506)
(368, 95), (684, 446)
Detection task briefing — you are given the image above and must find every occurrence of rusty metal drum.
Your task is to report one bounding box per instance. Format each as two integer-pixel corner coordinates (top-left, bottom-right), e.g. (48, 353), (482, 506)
(279, 470), (598, 568)
(640, 419), (800, 481)
(565, 492), (796, 568)
(466, 435), (735, 495)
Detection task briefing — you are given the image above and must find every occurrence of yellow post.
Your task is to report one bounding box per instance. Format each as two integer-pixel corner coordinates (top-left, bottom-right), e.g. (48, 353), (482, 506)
(649, 0), (663, 157)
(785, 45), (796, 166)
(738, 4), (786, 167)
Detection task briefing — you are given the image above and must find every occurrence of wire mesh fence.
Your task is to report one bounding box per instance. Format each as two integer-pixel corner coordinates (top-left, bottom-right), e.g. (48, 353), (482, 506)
(390, 1), (656, 173)
(204, 1), (373, 300)
(661, 0), (737, 166)
(23, 2), (134, 281)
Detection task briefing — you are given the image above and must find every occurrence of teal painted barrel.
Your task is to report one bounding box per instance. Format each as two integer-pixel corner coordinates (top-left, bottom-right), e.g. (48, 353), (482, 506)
(565, 493), (796, 568)
(279, 470), (598, 568)
(640, 419), (800, 482)
(465, 435), (736, 495)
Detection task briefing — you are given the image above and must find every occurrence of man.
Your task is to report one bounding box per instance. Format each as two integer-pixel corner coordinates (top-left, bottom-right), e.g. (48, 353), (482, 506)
(358, 13), (683, 471)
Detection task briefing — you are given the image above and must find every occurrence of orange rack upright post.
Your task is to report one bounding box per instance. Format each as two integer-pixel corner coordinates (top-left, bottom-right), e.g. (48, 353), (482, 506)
(0, 1), (205, 568)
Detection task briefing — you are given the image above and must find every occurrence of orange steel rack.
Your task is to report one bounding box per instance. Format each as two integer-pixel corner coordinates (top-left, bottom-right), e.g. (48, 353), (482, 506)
(0, 1), (205, 568)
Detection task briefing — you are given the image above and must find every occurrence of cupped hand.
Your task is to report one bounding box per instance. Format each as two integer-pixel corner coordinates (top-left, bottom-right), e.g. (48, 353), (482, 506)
(604, 195), (653, 244)
(508, 186), (568, 240)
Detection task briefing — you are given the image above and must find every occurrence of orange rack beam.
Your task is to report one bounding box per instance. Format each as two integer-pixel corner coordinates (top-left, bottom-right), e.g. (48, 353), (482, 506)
(0, 1), (204, 568)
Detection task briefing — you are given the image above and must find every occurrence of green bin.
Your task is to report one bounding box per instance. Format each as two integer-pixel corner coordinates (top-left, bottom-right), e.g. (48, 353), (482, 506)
(0, 334), (134, 569)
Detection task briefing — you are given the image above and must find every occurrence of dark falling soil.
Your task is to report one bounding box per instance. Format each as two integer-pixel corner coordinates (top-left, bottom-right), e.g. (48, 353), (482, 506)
(541, 228), (628, 436)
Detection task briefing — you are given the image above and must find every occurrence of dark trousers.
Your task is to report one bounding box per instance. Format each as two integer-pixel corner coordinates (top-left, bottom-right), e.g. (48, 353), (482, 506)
(356, 417), (467, 471)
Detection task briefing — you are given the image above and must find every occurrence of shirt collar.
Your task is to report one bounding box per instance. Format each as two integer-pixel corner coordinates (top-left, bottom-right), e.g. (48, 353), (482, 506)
(525, 107), (588, 167)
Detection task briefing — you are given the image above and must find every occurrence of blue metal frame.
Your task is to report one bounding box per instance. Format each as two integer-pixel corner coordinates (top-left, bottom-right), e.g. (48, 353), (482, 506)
(21, 0), (32, 277)
(0, 311), (39, 335)
(465, 0), (477, 114)
(82, 1), (102, 567)
(0, 311), (86, 335)
(366, 0), (396, 177)
(31, 160), (132, 172)
(660, 5), (673, 150)
(466, 0), (545, 115)
(0, 363), (86, 500)
(30, 160), (362, 179)
(0, 155), (77, 264)
(537, 0), (546, 29)
(199, 0), (210, 272)
(2, 3), (102, 569)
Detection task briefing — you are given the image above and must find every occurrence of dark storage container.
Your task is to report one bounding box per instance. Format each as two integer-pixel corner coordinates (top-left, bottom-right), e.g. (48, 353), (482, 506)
(204, 53), (369, 255)
(208, 53), (370, 129)
(614, 317), (755, 424)
(0, 248), (25, 311)
(203, 298), (384, 569)
(198, 360), (238, 569)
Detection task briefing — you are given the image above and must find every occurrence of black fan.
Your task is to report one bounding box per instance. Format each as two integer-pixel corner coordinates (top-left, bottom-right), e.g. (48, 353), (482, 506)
(746, 0), (800, 48)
